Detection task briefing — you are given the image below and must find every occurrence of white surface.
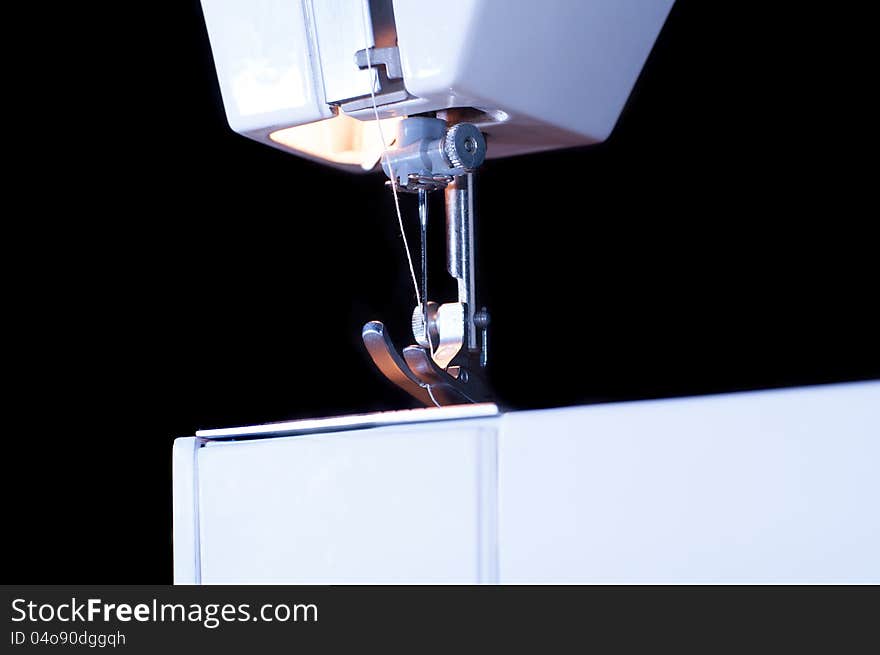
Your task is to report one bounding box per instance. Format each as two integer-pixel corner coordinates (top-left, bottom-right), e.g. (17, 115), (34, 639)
(196, 402), (498, 438)
(172, 437), (199, 584)
(311, 0), (375, 104)
(499, 382), (880, 583)
(199, 0), (675, 165)
(199, 0), (332, 133)
(195, 422), (498, 583)
(174, 381), (880, 584)
(389, 0), (676, 157)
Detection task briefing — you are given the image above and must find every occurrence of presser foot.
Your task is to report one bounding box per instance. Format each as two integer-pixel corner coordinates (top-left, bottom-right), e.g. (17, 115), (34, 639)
(362, 320), (491, 407)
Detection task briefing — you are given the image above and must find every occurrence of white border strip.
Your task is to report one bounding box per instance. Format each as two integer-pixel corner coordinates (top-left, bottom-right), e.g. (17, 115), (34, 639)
(196, 403), (499, 439)
(171, 436), (200, 584)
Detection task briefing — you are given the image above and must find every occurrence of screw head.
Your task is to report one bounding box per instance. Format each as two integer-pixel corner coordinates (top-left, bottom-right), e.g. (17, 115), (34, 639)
(444, 123), (486, 170)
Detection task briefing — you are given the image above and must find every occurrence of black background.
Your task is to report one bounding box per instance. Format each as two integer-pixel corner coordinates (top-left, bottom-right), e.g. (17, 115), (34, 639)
(5, 2), (877, 583)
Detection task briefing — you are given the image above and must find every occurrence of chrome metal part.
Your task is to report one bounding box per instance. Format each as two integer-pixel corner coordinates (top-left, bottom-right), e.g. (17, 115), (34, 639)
(381, 117), (486, 191)
(335, 0), (412, 112)
(354, 46), (403, 80)
(383, 173), (454, 193)
(431, 303), (466, 369)
(364, 117), (491, 407)
(444, 123), (486, 170)
(362, 321), (435, 407)
(411, 302), (465, 370)
(363, 322), (490, 406)
(474, 308), (490, 368)
(401, 346), (488, 404)
(411, 302), (438, 349)
(418, 187), (429, 342)
(446, 174), (478, 351)
(194, 402), (499, 440)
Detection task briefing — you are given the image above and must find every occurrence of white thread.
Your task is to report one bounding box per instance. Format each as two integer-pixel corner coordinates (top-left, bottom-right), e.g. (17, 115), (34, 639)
(426, 385), (440, 408)
(359, 3), (440, 408)
(358, 3), (421, 314)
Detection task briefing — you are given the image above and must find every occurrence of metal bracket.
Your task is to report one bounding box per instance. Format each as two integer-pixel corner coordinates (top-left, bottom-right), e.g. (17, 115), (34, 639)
(363, 321), (490, 406)
(355, 46), (403, 80)
(341, 45), (410, 112)
(363, 117), (491, 407)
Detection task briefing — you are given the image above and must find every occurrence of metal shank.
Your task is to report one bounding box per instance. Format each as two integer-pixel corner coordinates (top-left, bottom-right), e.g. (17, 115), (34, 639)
(363, 117), (490, 406)
(446, 173), (477, 351)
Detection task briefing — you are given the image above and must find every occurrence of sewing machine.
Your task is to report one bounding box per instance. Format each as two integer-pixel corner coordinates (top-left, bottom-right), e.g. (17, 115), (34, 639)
(173, 0), (880, 583)
(199, 0), (676, 403)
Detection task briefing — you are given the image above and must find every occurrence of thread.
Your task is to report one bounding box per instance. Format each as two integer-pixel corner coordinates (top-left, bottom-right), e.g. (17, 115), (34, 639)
(359, 3), (440, 407)
(358, 4), (420, 313)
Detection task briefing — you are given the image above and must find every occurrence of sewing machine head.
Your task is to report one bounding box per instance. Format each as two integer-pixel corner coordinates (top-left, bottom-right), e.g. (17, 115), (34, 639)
(200, 0), (675, 406)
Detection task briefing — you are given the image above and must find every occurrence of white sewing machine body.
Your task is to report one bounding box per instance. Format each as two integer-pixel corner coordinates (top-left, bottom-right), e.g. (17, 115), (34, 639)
(173, 382), (880, 584)
(200, 0), (675, 169)
(195, 1), (686, 407)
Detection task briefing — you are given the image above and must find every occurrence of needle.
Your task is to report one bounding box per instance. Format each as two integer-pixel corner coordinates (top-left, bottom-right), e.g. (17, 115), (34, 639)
(418, 187), (430, 350)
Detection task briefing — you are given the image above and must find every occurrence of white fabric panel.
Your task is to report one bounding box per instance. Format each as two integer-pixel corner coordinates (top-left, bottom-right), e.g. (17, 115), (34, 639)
(196, 423), (497, 583)
(498, 382), (880, 582)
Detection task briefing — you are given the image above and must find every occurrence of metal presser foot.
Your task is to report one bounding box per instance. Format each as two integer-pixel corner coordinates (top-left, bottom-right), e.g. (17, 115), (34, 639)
(363, 116), (492, 406)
